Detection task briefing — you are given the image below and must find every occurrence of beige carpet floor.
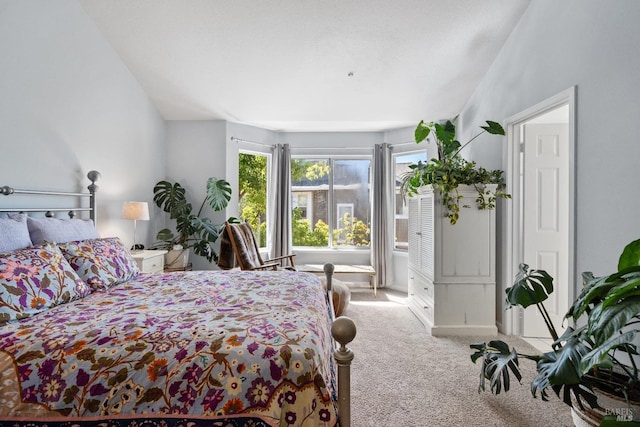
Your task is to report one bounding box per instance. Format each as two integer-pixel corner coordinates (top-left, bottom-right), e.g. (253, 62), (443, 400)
(341, 287), (574, 427)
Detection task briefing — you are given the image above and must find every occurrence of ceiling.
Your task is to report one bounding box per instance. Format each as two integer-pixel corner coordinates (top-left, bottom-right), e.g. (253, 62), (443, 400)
(79, 0), (531, 132)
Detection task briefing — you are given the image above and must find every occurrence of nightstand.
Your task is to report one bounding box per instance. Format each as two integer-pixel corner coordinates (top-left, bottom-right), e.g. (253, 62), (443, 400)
(131, 250), (167, 273)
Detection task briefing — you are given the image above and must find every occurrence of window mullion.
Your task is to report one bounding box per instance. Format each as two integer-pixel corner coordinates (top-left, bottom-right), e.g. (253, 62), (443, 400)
(328, 158), (334, 248)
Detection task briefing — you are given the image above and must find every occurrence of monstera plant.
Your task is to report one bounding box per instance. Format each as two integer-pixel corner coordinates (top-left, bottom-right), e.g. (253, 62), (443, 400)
(151, 177), (232, 263)
(471, 238), (640, 425)
(401, 118), (510, 224)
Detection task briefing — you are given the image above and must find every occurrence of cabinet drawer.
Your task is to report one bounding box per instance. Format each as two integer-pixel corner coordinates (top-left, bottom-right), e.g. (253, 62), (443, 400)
(408, 293), (434, 326)
(139, 256), (164, 273)
(415, 280), (434, 301)
(409, 273), (434, 302)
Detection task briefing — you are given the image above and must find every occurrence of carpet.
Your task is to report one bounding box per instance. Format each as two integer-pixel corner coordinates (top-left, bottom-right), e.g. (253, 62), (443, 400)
(342, 288), (574, 427)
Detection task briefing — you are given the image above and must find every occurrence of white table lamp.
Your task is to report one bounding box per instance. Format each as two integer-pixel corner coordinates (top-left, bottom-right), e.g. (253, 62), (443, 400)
(122, 201), (150, 251)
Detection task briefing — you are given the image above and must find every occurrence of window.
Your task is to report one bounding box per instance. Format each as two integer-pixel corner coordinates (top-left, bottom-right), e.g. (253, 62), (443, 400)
(335, 203), (354, 244)
(291, 158), (370, 248)
(292, 192), (312, 225)
(238, 151), (269, 248)
(393, 151), (427, 250)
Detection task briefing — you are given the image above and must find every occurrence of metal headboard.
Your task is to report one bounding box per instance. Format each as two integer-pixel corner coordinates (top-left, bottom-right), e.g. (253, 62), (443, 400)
(0, 170), (101, 225)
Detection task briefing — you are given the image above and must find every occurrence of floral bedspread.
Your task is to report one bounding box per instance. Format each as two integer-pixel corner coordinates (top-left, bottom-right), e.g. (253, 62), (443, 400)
(0, 270), (337, 426)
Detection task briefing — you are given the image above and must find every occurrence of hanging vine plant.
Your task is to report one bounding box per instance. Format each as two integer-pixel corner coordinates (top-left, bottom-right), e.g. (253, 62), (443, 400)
(401, 118), (510, 224)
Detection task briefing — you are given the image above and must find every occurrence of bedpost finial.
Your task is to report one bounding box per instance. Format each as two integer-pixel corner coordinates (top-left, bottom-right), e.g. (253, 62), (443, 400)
(87, 170), (100, 195)
(87, 170), (101, 183)
(323, 262), (334, 275)
(323, 262), (334, 291)
(331, 316), (356, 350)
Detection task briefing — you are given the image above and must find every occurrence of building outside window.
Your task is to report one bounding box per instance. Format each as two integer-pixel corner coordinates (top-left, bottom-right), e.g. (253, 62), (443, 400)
(291, 157), (370, 248)
(292, 192), (312, 225)
(393, 151), (427, 250)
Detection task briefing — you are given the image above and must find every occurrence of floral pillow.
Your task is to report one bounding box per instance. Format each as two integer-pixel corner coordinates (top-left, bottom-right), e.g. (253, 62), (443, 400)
(58, 237), (139, 291)
(0, 243), (91, 326)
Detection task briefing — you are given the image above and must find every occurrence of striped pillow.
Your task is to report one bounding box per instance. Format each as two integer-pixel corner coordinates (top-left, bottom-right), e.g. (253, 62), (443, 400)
(0, 214), (33, 252)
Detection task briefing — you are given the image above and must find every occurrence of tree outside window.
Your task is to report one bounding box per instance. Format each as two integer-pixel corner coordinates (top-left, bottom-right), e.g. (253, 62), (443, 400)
(238, 152), (268, 247)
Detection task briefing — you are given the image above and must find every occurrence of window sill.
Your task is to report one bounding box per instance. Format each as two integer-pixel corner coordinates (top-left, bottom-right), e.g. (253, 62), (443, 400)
(292, 247), (371, 253)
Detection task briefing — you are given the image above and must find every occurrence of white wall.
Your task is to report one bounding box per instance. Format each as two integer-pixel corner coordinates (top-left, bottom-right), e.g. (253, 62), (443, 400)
(458, 0), (640, 294)
(0, 0), (166, 246)
(277, 131), (383, 154)
(165, 120), (227, 270)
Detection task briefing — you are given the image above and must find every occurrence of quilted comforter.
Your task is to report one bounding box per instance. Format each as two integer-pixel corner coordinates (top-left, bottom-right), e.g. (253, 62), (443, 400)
(0, 270), (337, 426)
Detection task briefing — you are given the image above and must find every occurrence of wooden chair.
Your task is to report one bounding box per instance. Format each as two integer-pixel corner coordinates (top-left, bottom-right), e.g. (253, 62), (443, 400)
(220, 221), (296, 271)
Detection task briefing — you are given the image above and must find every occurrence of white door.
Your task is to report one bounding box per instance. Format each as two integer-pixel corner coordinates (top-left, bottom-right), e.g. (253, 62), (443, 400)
(522, 122), (570, 337)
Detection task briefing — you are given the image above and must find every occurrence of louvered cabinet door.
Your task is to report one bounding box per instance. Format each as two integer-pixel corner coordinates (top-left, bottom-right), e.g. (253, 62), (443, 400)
(419, 193), (434, 281)
(407, 193), (434, 279)
(407, 197), (421, 268)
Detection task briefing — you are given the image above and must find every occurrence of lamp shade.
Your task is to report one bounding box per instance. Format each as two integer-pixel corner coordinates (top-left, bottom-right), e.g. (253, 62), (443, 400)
(121, 201), (150, 221)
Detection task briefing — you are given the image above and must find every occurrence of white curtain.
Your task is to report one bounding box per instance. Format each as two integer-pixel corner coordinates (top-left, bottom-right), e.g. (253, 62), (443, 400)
(371, 143), (393, 288)
(268, 144), (292, 259)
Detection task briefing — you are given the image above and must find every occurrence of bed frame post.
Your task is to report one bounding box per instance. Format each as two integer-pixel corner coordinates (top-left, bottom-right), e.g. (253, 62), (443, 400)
(325, 262), (356, 427)
(331, 317), (356, 427)
(87, 170), (100, 225)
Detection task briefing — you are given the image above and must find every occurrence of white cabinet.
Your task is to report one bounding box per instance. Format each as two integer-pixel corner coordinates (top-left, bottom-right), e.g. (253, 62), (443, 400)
(407, 185), (497, 336)
(131, 250), (167, 273)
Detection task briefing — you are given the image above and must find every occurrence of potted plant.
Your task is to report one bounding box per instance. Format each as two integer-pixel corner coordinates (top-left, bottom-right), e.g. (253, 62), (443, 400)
(471, 238), (640, 426)
(151, 177), (232, 267)
(401, 118), (510, 224)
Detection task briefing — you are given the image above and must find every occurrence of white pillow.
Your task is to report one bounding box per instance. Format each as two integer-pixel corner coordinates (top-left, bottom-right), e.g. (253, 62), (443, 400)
(23, 216), (100, 245)
(0, 214), (33, 251)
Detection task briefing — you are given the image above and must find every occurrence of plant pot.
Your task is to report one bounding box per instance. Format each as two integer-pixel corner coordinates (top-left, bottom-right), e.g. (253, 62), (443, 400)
(165, 248), (190, 269)
(571, 387), (640, 426)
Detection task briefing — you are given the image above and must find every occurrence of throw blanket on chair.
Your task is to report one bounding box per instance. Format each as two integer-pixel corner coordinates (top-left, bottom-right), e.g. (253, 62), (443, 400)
(217, 226), (236, 269)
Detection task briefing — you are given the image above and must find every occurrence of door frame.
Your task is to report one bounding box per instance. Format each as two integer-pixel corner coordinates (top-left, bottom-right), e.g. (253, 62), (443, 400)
(499, 86), (577, 336)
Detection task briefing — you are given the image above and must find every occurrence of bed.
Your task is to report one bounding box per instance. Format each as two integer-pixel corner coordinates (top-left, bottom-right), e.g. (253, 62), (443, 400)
(0, 171), (356, 427)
